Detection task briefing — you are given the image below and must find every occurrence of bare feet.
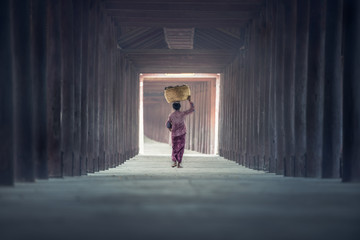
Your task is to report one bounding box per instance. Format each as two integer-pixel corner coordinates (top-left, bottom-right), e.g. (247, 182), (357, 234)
(177, 163), (183, 168)
(172, 162), (177, 168)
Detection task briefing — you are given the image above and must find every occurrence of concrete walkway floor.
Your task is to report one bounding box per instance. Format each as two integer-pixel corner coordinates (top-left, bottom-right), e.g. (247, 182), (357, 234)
(0, 143), (360, 240)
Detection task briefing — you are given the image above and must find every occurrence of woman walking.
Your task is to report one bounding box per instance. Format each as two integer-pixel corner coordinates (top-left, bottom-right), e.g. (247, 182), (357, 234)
(166, 96), (195, 168)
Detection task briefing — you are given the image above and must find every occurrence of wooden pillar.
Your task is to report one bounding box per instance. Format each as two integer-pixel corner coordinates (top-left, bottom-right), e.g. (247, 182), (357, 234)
(114, 50), (120, 166)
(31, 0), (48, 179)
(92, 1), (100, 172)
(72, 0), (83, 176)
(264, 0), (274, 172)
(240, 53), (247, 166)
(87, 0), (96, 173)
(294, 0), (310, 177)
(268, 0), (277, 173)
(60, 0), (75, 176)
(0, 0), (14, 185)
(11, 0), (35, 182)
(283, 0), (297, 176)
(46, 0), (62, 177)
(274, 1), (285, 175)
(244, 30), (251, 167)
(249, 24), (256, 169)
(322, 0), (343, 178)
(253, 21), (261, 170)
(119, 55), (125, 164)
(259, 14), (267, 171)
(97, 11), (106, 172)
(306, 0), (326, 178)
(80, 0), (89, 175)
(342, 0), (360, 182)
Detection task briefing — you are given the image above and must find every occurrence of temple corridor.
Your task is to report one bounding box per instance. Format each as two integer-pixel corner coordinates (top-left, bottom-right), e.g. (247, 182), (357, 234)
(1, 0), (360, 239)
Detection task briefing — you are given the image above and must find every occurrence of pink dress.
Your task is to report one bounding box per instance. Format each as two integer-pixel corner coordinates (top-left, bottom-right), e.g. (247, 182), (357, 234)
(166, 101), (195, 163)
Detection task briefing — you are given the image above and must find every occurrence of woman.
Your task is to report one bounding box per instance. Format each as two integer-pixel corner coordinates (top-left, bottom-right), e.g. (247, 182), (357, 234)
(166, 96), (195, 168)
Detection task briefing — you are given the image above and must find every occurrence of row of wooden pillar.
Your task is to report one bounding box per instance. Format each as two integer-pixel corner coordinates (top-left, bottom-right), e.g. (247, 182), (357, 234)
(143, 79), (216, 154)
(0, 0), (139, 186)
(219, 0), (360, 181)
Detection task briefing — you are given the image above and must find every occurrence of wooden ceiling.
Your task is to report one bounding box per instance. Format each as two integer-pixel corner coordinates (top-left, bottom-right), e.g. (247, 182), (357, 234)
(103, 0), (264, 73)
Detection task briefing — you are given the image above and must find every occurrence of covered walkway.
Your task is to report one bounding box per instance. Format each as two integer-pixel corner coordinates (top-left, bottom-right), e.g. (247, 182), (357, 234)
(1, 0), (360, 239)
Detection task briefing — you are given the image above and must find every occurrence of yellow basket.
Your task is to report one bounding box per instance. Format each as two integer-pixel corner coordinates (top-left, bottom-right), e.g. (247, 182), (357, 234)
(164, 85), (191, 103)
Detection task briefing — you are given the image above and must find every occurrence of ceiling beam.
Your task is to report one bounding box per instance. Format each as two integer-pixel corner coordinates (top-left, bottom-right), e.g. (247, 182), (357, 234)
(112, 17), (249, 27)
(106, 10), (257, 19)
(104, 1), (262, 12)
(120, 49), (238, 55)
(136, 66), (225, 73)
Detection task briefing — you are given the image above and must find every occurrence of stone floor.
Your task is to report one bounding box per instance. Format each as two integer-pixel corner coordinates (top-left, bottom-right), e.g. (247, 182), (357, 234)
(0, 139), (359, 240)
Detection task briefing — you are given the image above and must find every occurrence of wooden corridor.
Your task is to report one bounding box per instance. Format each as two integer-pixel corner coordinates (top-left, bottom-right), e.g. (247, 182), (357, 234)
(1, 0), (360, 238)
(0, 140), (359, 240)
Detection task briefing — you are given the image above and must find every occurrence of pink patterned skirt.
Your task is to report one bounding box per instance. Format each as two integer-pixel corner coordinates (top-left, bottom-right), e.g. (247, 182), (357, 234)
(171, 134), (186, 163)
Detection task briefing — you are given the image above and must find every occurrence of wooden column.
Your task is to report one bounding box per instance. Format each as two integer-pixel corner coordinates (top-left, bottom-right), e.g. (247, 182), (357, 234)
(60, 0), (75, 176)
(31, 0), (48, 179)
(322, 0), (343, 178)
(86, 0), (96, 173)
(46, 0), (62, 177)
(274, 1), (285, 175)
(253, 20), (261, 170)
(259, 13), (268, 171)
(268, 0), (277, 173)
(342, 0), (360, 182)
(80, 0), (89, 175)
(294, 0), (310, 177)
(248, 25), (256, 169)
(243, 29), (251, 167)
(241, 52), (247, 166)
(97, 10), (106, 171)
(72, 0), (83, 176)
(306, 0), (326, 178)
(93, 3), (100, 173)
(264, 0), (275, 172)
(11, 0), (35, 182)
(0, 0), (14, 185)
(283, 0), (297, 176)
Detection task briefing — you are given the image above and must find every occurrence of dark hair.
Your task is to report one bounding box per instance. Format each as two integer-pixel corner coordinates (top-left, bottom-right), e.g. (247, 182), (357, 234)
(172, 102), (181, 110)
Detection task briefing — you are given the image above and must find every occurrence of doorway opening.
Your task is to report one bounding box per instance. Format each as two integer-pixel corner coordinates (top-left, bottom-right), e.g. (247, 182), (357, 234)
(139, 73), (220, 155)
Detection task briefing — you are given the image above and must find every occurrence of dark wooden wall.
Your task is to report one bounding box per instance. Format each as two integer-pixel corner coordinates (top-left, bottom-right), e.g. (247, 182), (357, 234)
(219, 0), (360, 182)
(143, 79), (216, 154)
(0, 0), (139, 186)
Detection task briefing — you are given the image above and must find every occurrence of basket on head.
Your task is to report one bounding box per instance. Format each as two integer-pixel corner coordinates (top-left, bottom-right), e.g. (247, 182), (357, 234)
(164, 85), (191, 103)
